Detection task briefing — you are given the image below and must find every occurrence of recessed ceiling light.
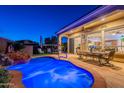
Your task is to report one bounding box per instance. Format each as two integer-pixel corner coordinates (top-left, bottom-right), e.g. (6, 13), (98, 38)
(101, 18), (105, 21)
(70, 30), (73, 33)
(112, 33), (116, 35)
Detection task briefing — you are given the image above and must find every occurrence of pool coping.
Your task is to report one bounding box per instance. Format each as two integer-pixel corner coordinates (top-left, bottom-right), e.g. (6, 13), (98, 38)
(8, 56), (107, 88)
(9, 70), (24, 88)
(80, 66), (107, 88)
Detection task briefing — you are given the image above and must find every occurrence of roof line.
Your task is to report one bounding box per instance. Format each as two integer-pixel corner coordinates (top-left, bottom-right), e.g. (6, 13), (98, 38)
(55, 5), (101, 34)
(56, 5), (115, 35)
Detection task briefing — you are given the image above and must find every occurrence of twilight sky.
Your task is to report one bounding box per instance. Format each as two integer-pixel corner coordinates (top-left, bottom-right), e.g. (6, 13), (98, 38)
(0, 5), (100, 43)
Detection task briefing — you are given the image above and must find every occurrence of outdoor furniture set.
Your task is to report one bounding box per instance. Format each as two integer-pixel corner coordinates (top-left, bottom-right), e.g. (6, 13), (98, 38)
(77, 50), (115, 66)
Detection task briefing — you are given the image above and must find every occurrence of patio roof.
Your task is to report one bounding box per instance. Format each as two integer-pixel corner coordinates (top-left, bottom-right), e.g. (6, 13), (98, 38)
(56, 5), (124, 35)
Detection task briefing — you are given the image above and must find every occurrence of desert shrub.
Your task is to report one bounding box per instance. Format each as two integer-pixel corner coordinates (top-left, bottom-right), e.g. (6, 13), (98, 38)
(12, 42), (25, 51)
(0, 69), (11, 88)
(0, 54), (12, 66)
(7, 51), (30, 65)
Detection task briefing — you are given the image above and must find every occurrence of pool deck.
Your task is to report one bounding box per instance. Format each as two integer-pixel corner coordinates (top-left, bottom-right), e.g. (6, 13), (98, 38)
(38, 54), (124, 88)
(9, 70), (24, 88)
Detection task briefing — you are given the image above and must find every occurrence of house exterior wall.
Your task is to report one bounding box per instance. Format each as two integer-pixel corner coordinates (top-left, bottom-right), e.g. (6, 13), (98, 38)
(0, 38), (9, 53)
(66, 17), (124, 51)
(69, 32), (83, 38)
(23, 45), (33, 56)
(85, 18), (124, 49)
(68, 32), (82, 54)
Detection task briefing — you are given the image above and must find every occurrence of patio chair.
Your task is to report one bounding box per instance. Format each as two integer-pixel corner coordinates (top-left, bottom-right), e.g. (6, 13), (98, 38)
(77, 50), (83, 59)
(76, 48), (86, 59)
(101, 50), (115, 65)
(91, 53), (101, 61)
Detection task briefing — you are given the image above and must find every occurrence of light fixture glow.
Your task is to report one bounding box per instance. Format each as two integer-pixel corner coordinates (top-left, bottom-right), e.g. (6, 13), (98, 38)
(112, 33), (116, 35)
(101, 18), (105, 21)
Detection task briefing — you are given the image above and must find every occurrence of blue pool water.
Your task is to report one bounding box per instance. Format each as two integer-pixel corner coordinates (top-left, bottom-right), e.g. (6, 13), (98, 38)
(6, 57), (94, 88)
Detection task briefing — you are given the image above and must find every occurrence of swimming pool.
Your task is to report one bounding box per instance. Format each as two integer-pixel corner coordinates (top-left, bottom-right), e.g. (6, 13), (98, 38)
(6, 57), (94, 88)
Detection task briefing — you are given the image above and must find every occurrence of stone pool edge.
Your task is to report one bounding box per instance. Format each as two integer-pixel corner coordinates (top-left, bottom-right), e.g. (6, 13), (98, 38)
(9, 70), (24, 88)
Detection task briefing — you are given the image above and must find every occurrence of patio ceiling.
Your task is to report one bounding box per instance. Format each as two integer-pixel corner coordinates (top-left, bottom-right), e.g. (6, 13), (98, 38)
(84, 10), (124, 29)
(57, 5), (124, 36)
(61, 10), (124, 36)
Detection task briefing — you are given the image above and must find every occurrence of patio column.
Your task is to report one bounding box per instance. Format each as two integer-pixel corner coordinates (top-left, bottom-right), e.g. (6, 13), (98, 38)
(85, 34), (88, 51)
(80, 34), (83, 51)
(81, 34), (85, 51)
(101, 30), (105, 49)
(67, 37), (70, 53)
(58, 35), (62, 53)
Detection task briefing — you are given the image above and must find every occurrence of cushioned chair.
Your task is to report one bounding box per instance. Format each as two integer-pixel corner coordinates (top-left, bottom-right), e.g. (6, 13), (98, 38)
(101, 50), (115, 64)
(76, 50), (83, 59)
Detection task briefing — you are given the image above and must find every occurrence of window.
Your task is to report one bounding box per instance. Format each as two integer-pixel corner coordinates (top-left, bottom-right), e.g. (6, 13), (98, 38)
(105, 28), (124, 53)
(87, 32), (102, 51)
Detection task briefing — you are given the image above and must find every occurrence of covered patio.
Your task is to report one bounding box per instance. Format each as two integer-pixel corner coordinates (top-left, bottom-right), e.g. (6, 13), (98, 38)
(57, 5), (124, 62)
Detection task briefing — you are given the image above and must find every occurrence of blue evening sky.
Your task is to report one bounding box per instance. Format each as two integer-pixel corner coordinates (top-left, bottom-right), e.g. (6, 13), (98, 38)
(0, 5), (99, 43)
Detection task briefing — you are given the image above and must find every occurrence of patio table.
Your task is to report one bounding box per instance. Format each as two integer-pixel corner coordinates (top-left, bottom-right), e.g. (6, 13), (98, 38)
(82, 51), (110, 65)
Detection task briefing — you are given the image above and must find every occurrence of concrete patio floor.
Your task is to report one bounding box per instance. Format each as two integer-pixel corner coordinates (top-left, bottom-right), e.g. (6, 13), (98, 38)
(47, 54), (124, 88)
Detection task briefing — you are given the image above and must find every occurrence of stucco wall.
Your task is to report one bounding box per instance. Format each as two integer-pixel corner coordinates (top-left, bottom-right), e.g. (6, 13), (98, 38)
(0, 39), (8, 53)
(69, 32), (83, 38)
(23, 45), (33, 56)
(67, 17), (124, 48)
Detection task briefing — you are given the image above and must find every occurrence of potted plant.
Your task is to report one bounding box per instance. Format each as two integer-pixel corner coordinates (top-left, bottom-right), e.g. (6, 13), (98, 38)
(121, 35), (124, 51)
